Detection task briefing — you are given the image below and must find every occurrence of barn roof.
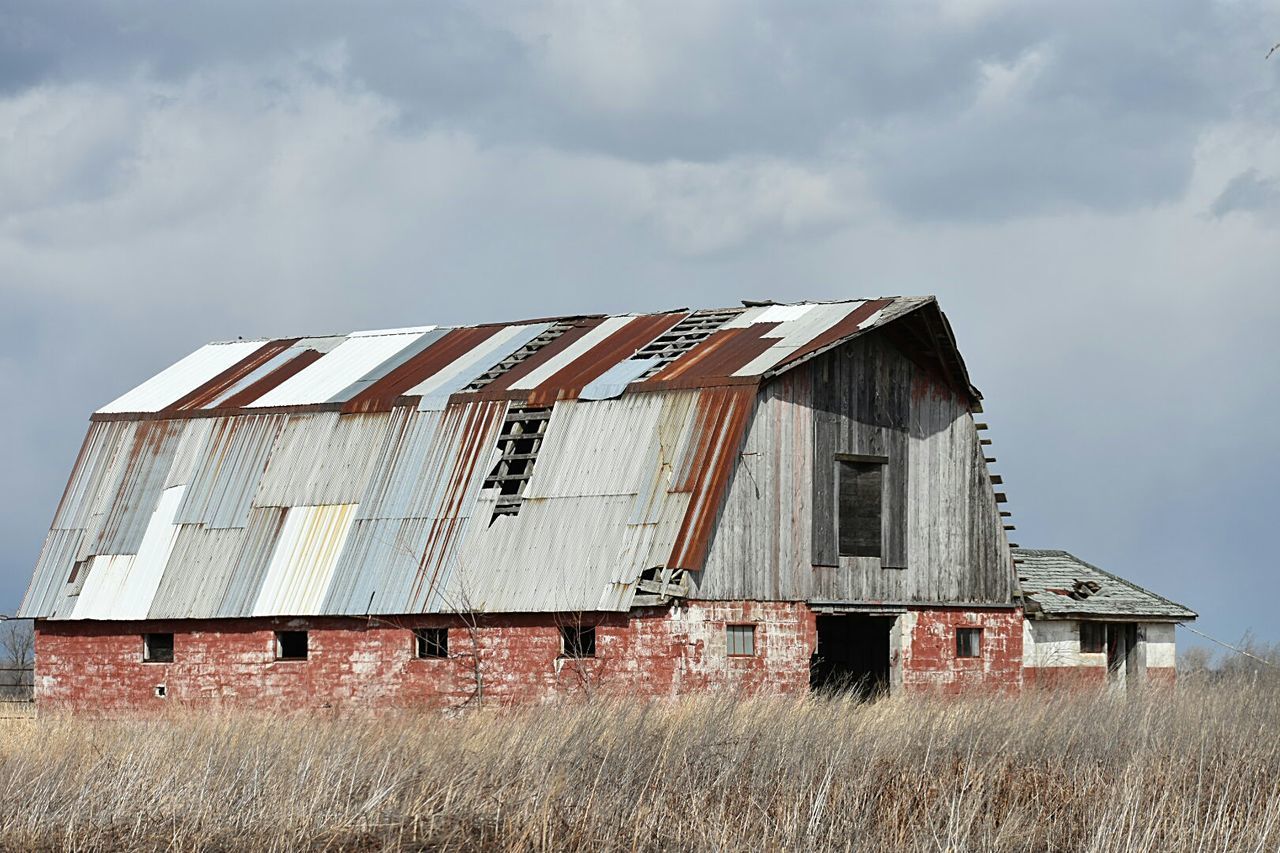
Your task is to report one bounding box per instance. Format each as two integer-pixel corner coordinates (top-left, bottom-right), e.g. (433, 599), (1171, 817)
(21, 296), (970, 621)
(1014, 549), (1196, 621)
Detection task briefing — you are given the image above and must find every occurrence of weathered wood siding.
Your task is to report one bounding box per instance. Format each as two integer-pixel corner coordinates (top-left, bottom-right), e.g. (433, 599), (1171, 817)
(696, 333), (1013, 605)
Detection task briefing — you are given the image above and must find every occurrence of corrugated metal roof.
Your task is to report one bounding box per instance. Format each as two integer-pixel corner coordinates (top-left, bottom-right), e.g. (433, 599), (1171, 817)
(91, 298), (938, 417)
(1014, 549), (1196, 620)
(98, 341), (267, 413)
(22, 296), (974, 620)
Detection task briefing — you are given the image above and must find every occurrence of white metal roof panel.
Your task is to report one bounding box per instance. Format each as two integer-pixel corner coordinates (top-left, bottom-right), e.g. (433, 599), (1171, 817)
(247, 331), (428, 408)
(71, 485), (185, 620)
(408, 324), (551, 410)
(251, 504), (358, 616)
(98, 341), (266, 414)
(508, 316), (636, 390)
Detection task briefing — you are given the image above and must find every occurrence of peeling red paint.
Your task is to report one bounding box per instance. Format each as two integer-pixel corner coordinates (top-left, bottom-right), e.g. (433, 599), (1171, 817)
(33, 601), (817, 713)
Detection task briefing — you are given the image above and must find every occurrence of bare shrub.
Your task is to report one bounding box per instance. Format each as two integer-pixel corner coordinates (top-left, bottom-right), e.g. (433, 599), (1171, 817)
(1, 680), (1279, 851)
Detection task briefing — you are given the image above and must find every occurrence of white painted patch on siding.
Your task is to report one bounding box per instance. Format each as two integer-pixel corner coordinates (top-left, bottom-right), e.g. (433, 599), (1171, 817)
(1144, 622), (1178, 668)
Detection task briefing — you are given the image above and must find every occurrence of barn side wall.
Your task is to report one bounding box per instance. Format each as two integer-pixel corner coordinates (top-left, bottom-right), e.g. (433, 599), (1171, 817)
(698, 332), (1013, 605)
(33, 602), (816, 714)
(34, 602), (1026, 713)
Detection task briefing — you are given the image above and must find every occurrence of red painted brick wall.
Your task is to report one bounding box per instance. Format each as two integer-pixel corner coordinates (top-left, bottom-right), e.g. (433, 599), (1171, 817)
(34, 601), (817, 714)
(900, 607), (1023, 694)
(1024, 666), (1108, 690)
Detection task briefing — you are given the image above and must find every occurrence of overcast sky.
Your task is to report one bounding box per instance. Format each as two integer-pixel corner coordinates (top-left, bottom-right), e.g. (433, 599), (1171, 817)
(2, 2), (1278, 652)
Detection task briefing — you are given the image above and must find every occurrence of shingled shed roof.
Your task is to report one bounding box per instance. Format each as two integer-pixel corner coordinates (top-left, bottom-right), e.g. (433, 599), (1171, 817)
(21, 296), (974, 621)
(1014, 549), (1196, 621)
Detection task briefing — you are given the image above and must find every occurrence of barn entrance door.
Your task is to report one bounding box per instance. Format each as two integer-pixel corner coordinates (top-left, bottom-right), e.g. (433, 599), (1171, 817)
(810, 614), (894, 698)
(1106, 623), (1139, 688)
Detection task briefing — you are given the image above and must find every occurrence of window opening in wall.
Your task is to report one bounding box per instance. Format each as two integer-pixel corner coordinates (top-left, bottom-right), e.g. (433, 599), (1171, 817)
(154, 684), (166, 698)
(560, 625), (596, 658)
(414, 627), (448, 659)
(838, 458), (885, 558)
(483, 406), (553, 521)
(464, 321), (575, 391)
(275, 630), (308, 661)
(633, 308), (744, 379)
(143, 632), (174, 663)
(956, 627), (982, 658)
(1080, 621), (1106, 654)
(726, 624), (757, 657)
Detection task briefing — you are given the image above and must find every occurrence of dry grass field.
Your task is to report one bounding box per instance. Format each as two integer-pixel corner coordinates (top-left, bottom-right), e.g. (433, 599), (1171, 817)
(0, 681), (1277, 852)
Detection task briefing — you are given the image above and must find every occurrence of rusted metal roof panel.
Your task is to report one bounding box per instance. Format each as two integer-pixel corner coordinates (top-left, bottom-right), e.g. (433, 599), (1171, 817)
(168, 339), (300, 411)
(90, 420), (184, 557)
(408, 324), (552, 410)
(28, 297), (977, 619)
(523, 396), (665, 500)
(164, 418), (214, 488)
(214, 507), (289, 617)
(147, 524), (246, 619)
(49, 421), (134, 531)
(667, 386), (757, 569)
(446, 493), (641, 612)
(16, 528), (84, 619)
(525, 312), (684, 406)
(247, 329), (433, 408)
(342, 327), (503, 414)
(254, 412), (391, 507)
(251, 503), (358, 616)
(71, 485), (186, 620)
(98, 341), (269, 414)
(175, 414), (286, 528)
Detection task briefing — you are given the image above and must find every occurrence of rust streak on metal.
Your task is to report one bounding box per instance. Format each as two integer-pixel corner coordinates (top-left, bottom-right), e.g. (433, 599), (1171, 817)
(412, 400), (507, 607)
(525, 312), (685, 407)
(167, 340), (298, 411)
(470, 318), (605, 398)
(666, 386), (756, 570)
(774, 299), (893, 369)
(342, 326), (506, 414)
(643, 323), (782, 387)
(218, 349), (325, 409)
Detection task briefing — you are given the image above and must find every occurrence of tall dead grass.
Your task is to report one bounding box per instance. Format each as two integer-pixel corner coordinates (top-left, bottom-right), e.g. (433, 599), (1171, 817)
(0, 681), (1278, 851)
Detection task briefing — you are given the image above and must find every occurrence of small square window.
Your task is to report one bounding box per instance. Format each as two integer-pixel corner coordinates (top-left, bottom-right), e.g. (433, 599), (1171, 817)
(275, 630), (308, 661)
(414, 627), (448, 659)
(726, 624), (756, 657)
(143, 633), (174, 663)
(560, 625), (596, 658)
(956, 627), (982, 658)
(1080, 622), (1106, 654)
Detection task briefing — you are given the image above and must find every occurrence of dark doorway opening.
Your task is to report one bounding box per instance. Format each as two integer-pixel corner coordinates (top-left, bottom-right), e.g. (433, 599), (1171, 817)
(1106, 623), (1138, 686)
(810, 614), (895, 698)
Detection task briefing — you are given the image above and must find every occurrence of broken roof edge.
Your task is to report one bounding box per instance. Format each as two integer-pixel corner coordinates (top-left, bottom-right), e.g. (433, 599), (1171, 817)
(760, 296), (983, 405)
(1013, 548), (1198, 621)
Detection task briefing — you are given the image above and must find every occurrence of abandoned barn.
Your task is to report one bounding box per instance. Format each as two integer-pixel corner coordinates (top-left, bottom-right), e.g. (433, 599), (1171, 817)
(19, 296), (1195, 711)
